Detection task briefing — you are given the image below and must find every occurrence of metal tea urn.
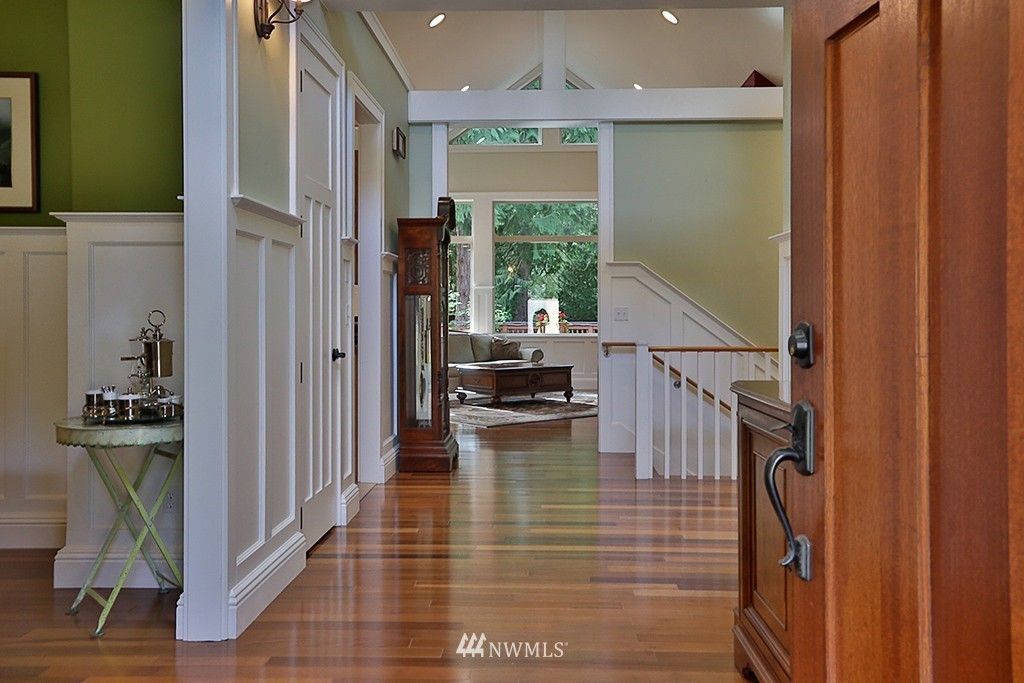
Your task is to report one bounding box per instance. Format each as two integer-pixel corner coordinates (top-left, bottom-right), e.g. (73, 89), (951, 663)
(122, 309), (173, 378)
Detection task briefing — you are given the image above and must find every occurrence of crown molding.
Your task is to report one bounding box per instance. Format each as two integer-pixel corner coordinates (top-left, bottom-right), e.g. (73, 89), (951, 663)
(360, 11), (415, 91)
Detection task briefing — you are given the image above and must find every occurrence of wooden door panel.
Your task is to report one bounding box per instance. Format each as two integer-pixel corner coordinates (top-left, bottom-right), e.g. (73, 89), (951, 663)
(751, 432), (788, 636)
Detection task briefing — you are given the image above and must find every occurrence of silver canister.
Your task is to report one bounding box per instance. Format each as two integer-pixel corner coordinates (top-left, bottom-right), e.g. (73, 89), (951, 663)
(142, 337), (173, 378)
(118, 394), (145, 421)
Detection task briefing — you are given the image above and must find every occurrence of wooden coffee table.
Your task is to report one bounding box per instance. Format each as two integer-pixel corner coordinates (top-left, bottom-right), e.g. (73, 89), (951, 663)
(454, 362), (574, 404)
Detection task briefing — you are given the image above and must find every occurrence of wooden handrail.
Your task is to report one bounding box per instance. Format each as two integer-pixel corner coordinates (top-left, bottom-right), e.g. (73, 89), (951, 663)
(602, 340), (778, 356)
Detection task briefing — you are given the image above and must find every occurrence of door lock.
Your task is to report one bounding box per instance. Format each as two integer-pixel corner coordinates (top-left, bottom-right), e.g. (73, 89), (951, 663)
(788, 321), (814, 368)
(764, 400), (815, 581)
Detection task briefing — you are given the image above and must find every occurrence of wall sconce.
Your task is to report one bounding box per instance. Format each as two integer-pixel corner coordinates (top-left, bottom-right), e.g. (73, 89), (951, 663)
(255, 0), (311, 40)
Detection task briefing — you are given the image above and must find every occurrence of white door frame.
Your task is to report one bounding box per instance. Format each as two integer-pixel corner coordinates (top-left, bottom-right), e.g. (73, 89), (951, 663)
(348, 74), (393, 484)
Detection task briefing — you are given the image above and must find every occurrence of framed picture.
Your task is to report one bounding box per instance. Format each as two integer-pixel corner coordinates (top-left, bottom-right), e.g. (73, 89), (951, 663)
(0, 73), (39, 212)
(392, 126), (407, 159)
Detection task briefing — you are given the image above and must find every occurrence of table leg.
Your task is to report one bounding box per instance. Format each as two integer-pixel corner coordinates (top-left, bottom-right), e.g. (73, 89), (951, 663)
(67, 446), (164, 616)
(91, 448), (183, 637)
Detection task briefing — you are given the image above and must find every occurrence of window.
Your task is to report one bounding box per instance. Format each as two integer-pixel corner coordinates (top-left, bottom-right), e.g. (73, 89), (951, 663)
(492, 202), (598, 334)
(447, 202), (473, 331)
(449, 127), (540, 146)
(560, 127), (598, 144)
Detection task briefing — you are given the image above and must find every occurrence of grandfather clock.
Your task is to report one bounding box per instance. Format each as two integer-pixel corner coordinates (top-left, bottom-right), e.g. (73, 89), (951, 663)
(396, 197), (459, 472)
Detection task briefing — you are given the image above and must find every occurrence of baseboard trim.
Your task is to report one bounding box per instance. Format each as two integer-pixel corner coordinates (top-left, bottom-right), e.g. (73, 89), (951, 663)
(381, 437), (398, 483)
(228, 531), (306, 638)
(339, 483), (360, 525)
(0, 515), (65, 549)
(54, 546), (182, 589)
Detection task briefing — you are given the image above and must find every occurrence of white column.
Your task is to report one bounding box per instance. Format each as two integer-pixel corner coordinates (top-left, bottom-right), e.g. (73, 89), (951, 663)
(471, 198), (494, 333)
(179, 0), (232, 641)
(542, 11), (566, 91)
(634, 343), (653, 479)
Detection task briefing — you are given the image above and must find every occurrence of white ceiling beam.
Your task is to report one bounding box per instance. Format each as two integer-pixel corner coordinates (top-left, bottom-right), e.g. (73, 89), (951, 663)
(332, 1), (787, 10)
(360, 11), (415, 90)
(542, 11), (566, 90)
(408, 87), (783, 124)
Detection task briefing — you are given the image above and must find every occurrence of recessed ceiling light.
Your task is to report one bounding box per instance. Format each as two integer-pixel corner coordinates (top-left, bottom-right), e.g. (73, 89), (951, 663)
(633, 83), (644, 90)
(661, 10), (678, 25)
(428, 13), (446, 28)
(460, 84), (470, 92)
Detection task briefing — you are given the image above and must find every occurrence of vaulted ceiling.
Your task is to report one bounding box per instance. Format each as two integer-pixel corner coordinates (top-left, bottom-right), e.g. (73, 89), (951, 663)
(371, 8), (784, 90)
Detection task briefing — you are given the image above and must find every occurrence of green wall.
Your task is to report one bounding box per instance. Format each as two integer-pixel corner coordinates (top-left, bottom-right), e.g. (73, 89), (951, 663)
(614, 122), (783, 343)
(408, 124), (433, 218)
(0, 0), (182, 226)
(0, 1), (71, 226)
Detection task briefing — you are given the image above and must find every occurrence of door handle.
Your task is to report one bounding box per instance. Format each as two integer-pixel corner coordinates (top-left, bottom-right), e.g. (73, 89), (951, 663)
(763, 400), (815, 581)
(332, 348), (346, 362)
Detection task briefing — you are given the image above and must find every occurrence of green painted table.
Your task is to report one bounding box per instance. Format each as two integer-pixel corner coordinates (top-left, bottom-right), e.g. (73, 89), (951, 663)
(55, 417), (183, 637)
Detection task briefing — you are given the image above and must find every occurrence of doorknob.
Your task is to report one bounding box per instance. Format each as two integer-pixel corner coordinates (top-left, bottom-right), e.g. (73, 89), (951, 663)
(788, 321), (814, 368)
(764, 400), (815, 581)
(332, 348), (345, 362)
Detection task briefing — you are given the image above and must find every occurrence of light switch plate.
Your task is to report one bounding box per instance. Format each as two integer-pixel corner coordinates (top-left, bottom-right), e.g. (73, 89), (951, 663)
(613, 306), (629, 322)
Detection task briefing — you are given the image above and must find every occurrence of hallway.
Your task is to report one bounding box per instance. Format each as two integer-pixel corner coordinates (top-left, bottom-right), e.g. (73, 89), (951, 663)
(0, 418), (739, 680)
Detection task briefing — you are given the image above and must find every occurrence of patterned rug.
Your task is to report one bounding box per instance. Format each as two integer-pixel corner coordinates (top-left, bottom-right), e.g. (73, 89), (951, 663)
(450, 391), (598, 428)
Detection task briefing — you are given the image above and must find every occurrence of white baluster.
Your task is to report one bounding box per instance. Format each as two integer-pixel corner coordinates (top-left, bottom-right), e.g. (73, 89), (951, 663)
(679, 352), (688, 481)
(731, 352), (739, 480)
(697, 352), (705, 480)
(635, 343), (653, 479)
(663, 353), (671, 478)
(714, 352), (721, 480)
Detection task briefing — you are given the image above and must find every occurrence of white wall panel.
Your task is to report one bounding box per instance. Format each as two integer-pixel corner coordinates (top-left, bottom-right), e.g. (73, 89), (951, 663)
(0, 229), (68, 548)
(54, 214), (184, 587)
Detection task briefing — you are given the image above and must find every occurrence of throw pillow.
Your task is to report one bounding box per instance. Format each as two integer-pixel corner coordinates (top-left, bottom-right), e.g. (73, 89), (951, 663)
(490, 337), (522, 361)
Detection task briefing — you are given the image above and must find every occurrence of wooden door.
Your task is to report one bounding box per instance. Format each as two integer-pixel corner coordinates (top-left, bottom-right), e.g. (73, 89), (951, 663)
(790, 0), (1017, 679)
(297, 33), (344, 546)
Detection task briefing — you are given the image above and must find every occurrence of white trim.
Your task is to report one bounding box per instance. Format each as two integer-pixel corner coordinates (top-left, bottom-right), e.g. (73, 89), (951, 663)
(409, 87), (783, 124)
(54, 548), (182, 588)
(231, 195), (304, 227)
(0, 515), (64, 549)
(180, 0), (231, 642)
(381, 435), (398, 483)
(339, 483), (361, 525)
(597, 122), (615, 453)
(350, 73), (393, 486)
(51, 212), (184, 223)
(227, 531), (305, 638)
(359, 11), (415, 91)
(431, 123), (449, 203)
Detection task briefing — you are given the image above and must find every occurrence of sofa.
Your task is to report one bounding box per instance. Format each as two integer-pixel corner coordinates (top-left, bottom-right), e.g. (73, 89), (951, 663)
(447, 331), (544, 387)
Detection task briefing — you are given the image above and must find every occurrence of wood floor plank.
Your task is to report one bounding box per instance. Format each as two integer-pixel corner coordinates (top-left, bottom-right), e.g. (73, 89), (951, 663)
(0, 417), (741, 680)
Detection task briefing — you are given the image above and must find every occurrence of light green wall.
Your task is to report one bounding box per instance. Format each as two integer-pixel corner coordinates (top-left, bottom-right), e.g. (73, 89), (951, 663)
(237, 0), (291, 209)
(614, 122), (783, 343)
(408, 124), (433, 217)
(0, 0), (182, 226)
(318, 9), (409, 251)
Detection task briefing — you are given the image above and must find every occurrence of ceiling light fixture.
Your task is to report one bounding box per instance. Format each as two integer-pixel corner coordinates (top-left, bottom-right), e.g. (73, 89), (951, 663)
(254, 0), (311, 40)
(460, 85), (470, 91)
(428, 13), (446, 28)
(633, 83), (644, 90)
(661, 10), (678, 25)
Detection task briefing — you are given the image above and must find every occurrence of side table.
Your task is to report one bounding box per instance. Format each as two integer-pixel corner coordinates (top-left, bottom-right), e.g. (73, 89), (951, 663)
(55, 417), (183, 637)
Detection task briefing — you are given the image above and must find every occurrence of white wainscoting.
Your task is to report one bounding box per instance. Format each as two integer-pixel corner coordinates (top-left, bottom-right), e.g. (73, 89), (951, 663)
(53, 213), (185, 587)
(0, 228), (68, 548)
(501, 334), (598, 392)
(597, 261), (750, 454)
(227, 205), (305, 638)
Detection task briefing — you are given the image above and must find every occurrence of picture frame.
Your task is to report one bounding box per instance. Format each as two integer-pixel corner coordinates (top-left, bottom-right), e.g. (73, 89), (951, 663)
(0, 72), (39, 212)
(392, 126), (407, 159)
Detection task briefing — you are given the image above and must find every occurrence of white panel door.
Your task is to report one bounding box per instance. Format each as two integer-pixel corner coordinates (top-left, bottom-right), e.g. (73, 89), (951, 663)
(297, 33), (345, 546)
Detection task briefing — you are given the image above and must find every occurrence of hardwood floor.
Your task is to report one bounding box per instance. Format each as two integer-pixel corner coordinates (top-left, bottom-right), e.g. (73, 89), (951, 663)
(0, 417), (740, 681)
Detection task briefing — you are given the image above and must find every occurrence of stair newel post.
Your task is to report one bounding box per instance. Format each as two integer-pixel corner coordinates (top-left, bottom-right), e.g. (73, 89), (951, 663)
(634, 342), (653, 479)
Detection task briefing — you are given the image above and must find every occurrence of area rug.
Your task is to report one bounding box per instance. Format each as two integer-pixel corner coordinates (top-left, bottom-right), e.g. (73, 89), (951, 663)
(450, 391), (597, 428)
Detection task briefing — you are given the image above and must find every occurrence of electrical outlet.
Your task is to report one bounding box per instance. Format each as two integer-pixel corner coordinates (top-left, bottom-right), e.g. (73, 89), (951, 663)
(165, 492), (175, 512)
(613, 306), (630, 322)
